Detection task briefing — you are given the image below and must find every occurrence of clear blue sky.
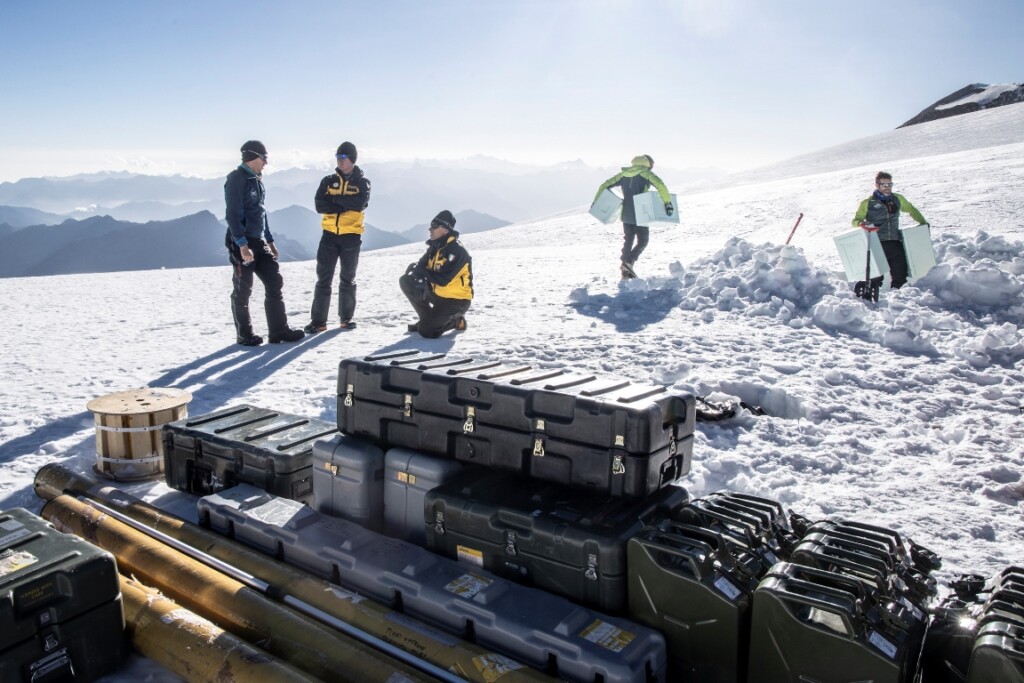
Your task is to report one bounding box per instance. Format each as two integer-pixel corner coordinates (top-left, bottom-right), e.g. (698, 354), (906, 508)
(1, 0), (1021, 181)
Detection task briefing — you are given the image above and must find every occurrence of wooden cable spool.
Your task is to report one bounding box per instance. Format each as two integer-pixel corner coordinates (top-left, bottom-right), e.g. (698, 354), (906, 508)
(86, 387), (192, 481)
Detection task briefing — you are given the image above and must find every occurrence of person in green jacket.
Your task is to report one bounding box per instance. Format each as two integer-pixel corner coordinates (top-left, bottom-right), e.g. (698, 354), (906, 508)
(851, 171), (928, 300)
(594, 155), (673, 279)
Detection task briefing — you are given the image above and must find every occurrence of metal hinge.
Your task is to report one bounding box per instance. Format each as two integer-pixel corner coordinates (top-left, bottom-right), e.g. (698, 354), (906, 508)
(403, 394), (413, 418)
(612, 454), (625, 475)
(463, 406), (476, 433)
(669, 434), (677, 456)
(343, 384), (354, 407)
(504, 530), (518, 556)
(532, 437), (545, 457)
(585, 554), (598, 581)
(325, 462), (339, 476)
(433, 510), (446, 535)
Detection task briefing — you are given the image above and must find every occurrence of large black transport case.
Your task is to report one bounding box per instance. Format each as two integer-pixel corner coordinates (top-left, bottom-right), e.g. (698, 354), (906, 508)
(423, 467), (687, 613)
(0, 507), (129, 683)
(164, 404), (337, 503)
(338, 350), (696, 497)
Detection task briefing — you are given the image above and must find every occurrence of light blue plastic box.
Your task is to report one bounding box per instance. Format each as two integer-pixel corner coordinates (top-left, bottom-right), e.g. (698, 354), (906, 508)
(632, 191), (679, 225)
(900, 223), (937, 279)
(589, 188), (622, 224)
(834, 228), (890, 281)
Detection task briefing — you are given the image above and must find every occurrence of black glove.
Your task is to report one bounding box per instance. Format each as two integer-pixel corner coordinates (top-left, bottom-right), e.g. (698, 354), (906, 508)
(415, 278), (430, 302)
(664, 202), (674, 216)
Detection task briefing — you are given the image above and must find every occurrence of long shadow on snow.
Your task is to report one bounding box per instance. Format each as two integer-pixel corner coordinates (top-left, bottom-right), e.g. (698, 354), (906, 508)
(569, 284), (680, 333)
(0, 333), (337, 509)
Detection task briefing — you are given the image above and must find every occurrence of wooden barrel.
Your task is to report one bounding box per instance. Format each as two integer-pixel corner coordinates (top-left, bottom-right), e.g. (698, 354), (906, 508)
(87, 387), (192, 481)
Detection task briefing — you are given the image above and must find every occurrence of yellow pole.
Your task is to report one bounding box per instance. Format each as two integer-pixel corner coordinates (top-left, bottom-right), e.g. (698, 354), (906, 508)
(34, 463), (553, 683)
(41, 493), (436, 683)
(120, 575), (320, 683)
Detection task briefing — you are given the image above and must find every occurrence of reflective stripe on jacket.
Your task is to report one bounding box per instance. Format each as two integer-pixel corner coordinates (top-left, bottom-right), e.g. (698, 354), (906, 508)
(314, 166), (371, 235)
(417, 233), (473, 300)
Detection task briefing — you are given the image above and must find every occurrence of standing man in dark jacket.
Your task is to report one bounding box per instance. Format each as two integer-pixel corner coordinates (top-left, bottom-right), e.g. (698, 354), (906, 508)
(224, 140), (304, 346)
(594, 154), (673, 279)
(400, 210), (473, 338)
(851, 171), (928, 301)
(304, 141), (371, 332)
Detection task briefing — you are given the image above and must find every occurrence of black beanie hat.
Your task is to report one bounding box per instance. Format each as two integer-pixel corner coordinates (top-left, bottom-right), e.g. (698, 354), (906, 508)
(241, 140), (267, 162)
(336, 141), (357, 162)
(431, 210), (456, 230)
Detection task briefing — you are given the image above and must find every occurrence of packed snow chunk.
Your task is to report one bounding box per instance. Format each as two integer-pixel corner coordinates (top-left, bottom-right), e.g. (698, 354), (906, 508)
(672, 238), (835, 321)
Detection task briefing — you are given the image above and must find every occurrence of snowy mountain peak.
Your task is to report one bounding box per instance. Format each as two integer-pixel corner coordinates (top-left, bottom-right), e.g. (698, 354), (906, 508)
(899, 82), (1024, 127)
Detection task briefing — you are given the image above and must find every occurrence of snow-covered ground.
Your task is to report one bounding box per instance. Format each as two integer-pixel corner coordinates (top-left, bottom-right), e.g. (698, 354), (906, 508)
(1, 105), (1022, 682)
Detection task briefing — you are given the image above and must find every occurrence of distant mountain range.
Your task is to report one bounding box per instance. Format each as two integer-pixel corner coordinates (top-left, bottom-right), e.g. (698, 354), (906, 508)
(899, 82), (1024, 127)
(0, 156), (717, 232)
(0, 205), (516, 279)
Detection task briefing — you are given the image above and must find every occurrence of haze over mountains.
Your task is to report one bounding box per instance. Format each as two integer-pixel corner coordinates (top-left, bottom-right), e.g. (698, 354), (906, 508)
(0, 83), (1018, 279)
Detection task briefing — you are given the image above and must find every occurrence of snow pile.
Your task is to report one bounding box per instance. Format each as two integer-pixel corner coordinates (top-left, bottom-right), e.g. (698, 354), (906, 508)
(669, 238), (834, 326)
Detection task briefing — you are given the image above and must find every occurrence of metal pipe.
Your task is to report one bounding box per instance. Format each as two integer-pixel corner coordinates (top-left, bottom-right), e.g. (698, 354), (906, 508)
(35, 463), (554, 683)
(119, 575), (320, 683)
(40, 493), (436, 683)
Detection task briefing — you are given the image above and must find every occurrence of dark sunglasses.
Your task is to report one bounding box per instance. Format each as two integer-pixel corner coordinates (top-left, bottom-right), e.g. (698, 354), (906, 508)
(878, 182), (893, 188)
(336, 154), (350, 161)
(429, 221), (449, 230)
(245, 150), (268, 162)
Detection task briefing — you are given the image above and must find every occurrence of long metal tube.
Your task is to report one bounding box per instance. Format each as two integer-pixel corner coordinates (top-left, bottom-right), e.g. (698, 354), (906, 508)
(119, 575), (321, 683)
(34, 463), (555, 683)
(40, 493), (436, 683)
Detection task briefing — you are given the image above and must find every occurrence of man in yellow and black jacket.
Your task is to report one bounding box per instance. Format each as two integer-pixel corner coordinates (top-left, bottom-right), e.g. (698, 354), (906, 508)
(304, 141), (371, 332)
(400, 210), (473, 338)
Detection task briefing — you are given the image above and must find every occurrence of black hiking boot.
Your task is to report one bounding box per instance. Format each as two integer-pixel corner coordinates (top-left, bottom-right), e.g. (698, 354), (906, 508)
(338, 320), (358, 330)
(303, 321), (327, 334)
(268, 328), (304, 344)
(237, 333), (264, 347)
(454, 317), (467, 331)
(620, 261), (637, 279)
(407, 322), (419, 333)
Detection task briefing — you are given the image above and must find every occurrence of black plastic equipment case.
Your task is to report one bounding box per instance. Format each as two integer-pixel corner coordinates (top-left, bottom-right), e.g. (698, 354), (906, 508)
(748, 562), (925, 683)
(423, 467), (687, 613)
(0, 507), (129, 683)
(164, 404), (337, 503)
(628, 521), (764, 683)
(337, 350), (696, 498)
(198, 484), (669, 683)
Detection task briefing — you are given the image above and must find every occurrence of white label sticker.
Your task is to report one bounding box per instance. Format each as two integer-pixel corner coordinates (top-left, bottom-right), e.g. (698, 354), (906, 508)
(456, 545), (484, 568)
(868, 630), (898, 659)
(714, 574), (741, 600)
(580, 619), (636, 653)
(445, 573), (493, 599)
(0, 549), (38, 578)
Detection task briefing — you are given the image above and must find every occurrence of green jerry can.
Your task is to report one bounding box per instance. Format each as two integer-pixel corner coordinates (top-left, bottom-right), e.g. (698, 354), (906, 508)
(628, 521), (764, 683)
(747, 562), (923, 683)
(967, 620), (1024, 683)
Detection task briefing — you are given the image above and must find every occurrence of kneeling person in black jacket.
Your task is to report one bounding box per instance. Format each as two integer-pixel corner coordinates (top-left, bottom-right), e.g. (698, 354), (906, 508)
(400, 210), (473, 338)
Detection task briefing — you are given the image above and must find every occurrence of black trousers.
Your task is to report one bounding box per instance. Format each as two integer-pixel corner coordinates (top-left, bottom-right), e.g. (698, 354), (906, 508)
(621, 223), (650, 264)
(881, 239), (910, 289)
(228, 238), (287, 338)
(310, 232), (361, 325)
(399, 273), (471, 339)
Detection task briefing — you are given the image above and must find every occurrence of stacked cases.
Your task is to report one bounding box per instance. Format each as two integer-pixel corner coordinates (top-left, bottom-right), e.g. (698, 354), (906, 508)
(337, 349), (696, 498)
